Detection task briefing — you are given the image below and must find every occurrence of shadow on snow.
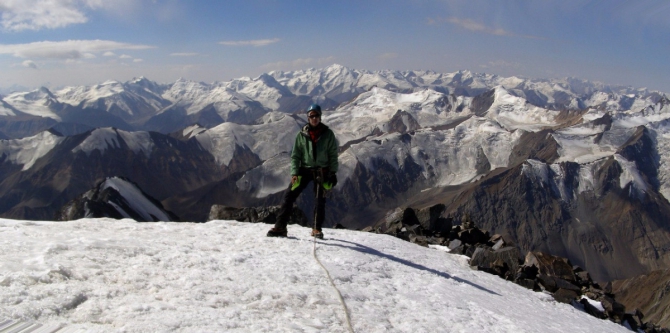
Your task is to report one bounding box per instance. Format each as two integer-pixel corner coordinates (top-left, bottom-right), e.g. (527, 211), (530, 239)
(323, 238), (502, 296)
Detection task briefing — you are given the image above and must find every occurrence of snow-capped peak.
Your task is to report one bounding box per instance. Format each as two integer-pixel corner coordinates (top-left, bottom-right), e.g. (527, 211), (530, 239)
(0, 130), (64, 170)
(326, 86), (465, 144)
(486, 86), (561, 131)
(72, 128), (154, 157)
(1, 87), (61, 120)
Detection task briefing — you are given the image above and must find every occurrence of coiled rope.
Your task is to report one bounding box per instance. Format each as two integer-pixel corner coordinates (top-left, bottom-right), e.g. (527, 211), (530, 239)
(312, 233), (354, 333)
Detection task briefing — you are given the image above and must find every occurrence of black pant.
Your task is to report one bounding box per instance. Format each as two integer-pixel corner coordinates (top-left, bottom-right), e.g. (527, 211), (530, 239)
(274, 168), (327, 231)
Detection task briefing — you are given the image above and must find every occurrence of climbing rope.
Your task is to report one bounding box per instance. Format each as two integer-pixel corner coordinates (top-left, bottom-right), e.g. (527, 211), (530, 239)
(312, 233), (354, 333)
(312, 179), (354, 333)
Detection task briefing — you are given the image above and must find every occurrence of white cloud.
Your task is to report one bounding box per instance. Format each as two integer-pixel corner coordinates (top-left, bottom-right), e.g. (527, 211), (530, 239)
(218, 38), (280, 47)
(0, 40), (155, 60)
(429, 16), (545, 40)
(133, 58), (143, 63)
(103, 51), (116, 57)
(21, 60), (37, 69)
(119, 54), (133, 59)
(0, 0), (110, 31)
(170, 52), (199, 57)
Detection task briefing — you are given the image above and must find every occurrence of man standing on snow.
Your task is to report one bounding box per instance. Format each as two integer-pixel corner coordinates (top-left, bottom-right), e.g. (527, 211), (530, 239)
(267, 104), (338, 239)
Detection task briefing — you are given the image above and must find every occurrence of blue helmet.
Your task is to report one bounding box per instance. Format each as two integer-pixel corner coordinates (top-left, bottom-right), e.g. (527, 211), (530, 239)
(307, 104), (322, 115)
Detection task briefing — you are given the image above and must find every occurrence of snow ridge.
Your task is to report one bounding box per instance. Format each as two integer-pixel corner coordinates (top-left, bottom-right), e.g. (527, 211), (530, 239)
(72, 128), (154, 157)
(101, 177), (171, 222)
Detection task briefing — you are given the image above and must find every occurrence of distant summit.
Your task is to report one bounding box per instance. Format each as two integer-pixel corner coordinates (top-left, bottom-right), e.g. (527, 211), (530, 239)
(57, 176), (179, 222)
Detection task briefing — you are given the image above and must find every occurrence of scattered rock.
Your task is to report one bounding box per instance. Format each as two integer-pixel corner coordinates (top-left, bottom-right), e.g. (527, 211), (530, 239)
(515, 278), (538, 290)
(373, 207), (663, 331)
(470, 246), (522, 278)
(208, 204), (308, 227)
(524, 252), (575, 282)
(447, 239), (462, 250)
(414, 204), (449, 231)
(575, 271), (592, 287)
(553, 288), (580, 304)
(579, 298), (607, 319)
(458, 228), (489, 244)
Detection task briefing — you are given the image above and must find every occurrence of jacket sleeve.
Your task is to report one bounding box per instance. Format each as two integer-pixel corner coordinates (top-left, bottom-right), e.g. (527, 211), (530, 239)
(290, 133), (303, 176)
(327, 130), (339, 173)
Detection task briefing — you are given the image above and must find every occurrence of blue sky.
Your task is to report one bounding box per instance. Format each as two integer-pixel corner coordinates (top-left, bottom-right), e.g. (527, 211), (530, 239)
(0, 0), (669, 92)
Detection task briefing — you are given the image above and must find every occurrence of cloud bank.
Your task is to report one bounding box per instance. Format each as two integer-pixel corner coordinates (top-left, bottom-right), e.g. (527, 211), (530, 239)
(0, 0), (101, 31)
(428, 16), (545, 40)
(218, 38), (280, 47)
(0, 40), (155, 59)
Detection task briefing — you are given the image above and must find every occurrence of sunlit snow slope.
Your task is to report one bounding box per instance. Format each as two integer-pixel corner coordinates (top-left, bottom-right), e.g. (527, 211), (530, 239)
(0, 219), (629, 333)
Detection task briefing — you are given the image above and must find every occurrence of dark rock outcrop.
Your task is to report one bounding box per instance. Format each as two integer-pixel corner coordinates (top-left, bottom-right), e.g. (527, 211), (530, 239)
(208, 204), (308, 227)
(388, 110), (421, 134)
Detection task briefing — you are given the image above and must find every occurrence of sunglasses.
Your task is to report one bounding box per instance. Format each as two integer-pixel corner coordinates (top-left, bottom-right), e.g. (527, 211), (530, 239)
(308, 114), (321, 119)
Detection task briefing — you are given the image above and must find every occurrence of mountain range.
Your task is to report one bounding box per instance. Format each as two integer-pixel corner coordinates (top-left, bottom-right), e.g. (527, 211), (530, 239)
(1, 64), (670, 284)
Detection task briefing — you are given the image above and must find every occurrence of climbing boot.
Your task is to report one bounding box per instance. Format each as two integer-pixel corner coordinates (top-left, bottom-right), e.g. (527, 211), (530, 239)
(267, 227), (288, 237)
(311, 229), (324, 239)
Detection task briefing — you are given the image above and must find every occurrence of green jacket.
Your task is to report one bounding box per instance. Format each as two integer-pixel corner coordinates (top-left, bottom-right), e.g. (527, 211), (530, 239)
(290, 123), (339, 176)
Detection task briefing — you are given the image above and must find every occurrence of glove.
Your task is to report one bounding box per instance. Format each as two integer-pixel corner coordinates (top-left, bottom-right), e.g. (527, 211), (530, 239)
(322, 172), (337, 190)
(290, 176), (302, 191)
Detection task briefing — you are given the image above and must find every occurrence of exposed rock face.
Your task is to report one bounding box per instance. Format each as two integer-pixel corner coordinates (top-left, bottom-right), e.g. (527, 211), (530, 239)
(524, 252), (576, 282)
(0, 114), (58, 139)
(0, 129), (230, 220)
(439, 153), (670, 281)
(387, 110), (421, 134)
(612, 269), (670, 329)
(57, 176), (179, 222)
(471, 89), (495, 117)
(507, 130), (560, 166)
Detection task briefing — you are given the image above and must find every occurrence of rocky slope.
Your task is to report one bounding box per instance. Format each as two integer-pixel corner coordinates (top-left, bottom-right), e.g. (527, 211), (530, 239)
(612, 269), (670, 329)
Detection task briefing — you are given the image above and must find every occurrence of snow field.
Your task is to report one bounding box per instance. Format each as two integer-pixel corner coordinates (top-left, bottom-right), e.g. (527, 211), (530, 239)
(0, 219), (630, 333)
